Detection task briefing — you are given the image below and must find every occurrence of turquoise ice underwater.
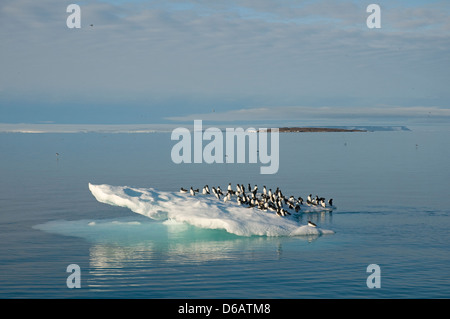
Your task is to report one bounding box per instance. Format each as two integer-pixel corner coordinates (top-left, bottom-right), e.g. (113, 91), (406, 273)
(1, 127), (450, 298)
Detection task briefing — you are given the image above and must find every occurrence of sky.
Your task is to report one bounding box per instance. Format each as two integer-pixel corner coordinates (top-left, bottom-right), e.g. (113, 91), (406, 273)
(0, 0), (449, 126)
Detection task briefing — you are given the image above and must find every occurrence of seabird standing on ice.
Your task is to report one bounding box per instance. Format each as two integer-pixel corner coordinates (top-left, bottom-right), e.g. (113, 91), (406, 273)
(277, 198), (283, 208)
(212, 187), (220, 200)
(279, 190), (284, 198)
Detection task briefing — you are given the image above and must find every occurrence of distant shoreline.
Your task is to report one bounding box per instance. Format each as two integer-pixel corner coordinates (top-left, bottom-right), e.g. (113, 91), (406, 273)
(262, 127), (367, 133)
(1, 123), (413, 134)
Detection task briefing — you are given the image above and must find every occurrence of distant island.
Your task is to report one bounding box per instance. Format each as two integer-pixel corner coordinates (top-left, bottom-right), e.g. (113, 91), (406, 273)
(261, 127), (367, 133)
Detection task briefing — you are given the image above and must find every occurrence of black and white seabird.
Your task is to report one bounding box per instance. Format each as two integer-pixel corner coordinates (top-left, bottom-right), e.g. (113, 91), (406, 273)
(211, 187), (220, 199)
(190, 187), (195, 196)
(180, 187), (188, 193)
(277, 198), (283, 208)
(308, 221), (317, 227)
(276, 208), (282, 216)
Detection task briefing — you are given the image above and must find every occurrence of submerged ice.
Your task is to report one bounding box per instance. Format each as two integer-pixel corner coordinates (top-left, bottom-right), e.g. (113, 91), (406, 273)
(88, 183), (335, 237)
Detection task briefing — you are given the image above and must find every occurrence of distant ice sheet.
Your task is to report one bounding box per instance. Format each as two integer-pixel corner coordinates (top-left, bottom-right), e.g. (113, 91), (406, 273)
(0, 123), (412, 133)
(88, 183), (334, 237)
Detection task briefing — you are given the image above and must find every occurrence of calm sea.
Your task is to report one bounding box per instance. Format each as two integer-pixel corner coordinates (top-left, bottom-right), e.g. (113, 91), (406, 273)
(0, 125), (449, 299)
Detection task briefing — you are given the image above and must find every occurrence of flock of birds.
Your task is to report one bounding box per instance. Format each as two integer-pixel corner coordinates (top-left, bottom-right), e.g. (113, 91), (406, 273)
(180, 183), (334, 227)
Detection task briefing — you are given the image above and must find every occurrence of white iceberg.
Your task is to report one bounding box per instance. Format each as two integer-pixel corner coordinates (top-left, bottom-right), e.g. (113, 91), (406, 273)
(88, 183), (334, 237)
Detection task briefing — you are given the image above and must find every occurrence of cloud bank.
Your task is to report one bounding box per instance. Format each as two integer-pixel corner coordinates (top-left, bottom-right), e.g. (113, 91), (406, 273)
(166, 106), (450, 122)
(0, 0), (449, 124)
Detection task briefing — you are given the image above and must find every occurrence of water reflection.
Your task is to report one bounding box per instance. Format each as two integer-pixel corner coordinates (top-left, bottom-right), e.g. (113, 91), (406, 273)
(35, 214), (333, 276)
(298, 211), (334, 225)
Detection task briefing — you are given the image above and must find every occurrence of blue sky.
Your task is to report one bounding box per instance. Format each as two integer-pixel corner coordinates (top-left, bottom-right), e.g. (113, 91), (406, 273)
(0, 0), (449, 125)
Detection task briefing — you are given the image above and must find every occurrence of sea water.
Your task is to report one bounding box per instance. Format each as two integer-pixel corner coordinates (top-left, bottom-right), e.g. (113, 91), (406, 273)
(0, 126), (449, 298)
